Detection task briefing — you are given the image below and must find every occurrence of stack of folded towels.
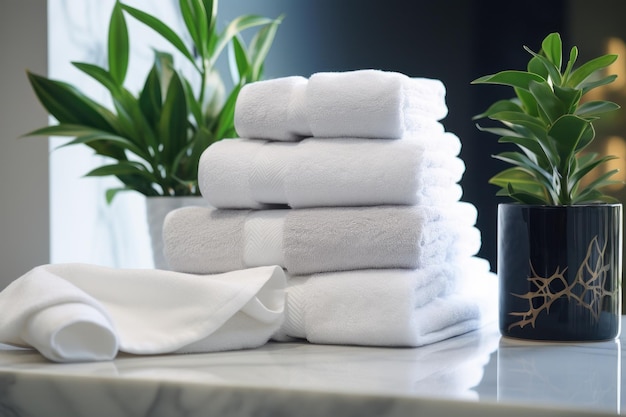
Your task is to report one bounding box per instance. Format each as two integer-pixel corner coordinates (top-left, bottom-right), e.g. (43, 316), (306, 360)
(163, 69), (497, 348)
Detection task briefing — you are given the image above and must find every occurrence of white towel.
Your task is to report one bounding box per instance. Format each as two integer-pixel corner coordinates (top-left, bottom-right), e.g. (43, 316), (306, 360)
(198, 134), (464, 209)
(274, 257), (498, 347)
(233, 69), (447, 140)
(306, 69), (448, 138)
(234, 75), (310, 141)
(0, 264), (285, 362)
(163, 204), (482, 275)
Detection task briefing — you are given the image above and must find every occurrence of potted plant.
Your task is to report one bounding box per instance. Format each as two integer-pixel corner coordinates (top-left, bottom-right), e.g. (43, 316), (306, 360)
(472, 32), (622, 341)
(24, 0), (282, 267)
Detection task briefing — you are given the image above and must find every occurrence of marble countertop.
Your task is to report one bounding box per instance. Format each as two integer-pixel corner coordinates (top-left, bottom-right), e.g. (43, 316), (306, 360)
(0, 320), (621, 417)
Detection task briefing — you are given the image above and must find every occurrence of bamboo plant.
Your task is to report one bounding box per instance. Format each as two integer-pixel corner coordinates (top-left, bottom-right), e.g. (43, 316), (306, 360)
(26, 0), (282, 202)
(472, 32), (621, 205)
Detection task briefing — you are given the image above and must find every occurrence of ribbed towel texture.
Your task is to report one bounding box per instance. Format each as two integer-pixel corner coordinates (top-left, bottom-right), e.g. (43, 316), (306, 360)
(170, 69), (498, 348)
(0, 264), (285, 362)
(163, 204), (481, 275)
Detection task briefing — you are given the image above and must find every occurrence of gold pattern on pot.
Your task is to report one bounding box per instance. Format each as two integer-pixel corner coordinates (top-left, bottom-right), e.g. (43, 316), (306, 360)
(509, 236), (617, 330)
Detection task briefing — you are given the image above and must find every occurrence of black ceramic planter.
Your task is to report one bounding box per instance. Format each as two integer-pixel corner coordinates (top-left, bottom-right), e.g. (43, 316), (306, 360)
(498, 203), (622, 341)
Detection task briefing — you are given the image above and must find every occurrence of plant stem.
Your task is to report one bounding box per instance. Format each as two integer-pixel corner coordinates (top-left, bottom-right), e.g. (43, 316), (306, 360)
(558, 170), (571, 205)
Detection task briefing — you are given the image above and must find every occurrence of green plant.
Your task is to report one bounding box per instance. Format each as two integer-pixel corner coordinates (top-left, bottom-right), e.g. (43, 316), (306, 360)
(472, 32), (621, 205)
(25, 0), (282, 202)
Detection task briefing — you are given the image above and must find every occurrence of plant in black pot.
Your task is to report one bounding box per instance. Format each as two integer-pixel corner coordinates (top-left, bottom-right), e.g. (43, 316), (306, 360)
(472, 32), (623, 341)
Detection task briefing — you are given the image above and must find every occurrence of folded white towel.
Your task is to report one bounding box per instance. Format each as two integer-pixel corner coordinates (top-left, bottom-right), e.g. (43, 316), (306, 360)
(273, 257), (497, 347)
(0, 264), (285, 362)
(163, 204), (482, 275)
(234, 75), (310, 141)
(233, 70), (447, 140)
(199, 134), (464, 209)
(306, 69), (448, 138)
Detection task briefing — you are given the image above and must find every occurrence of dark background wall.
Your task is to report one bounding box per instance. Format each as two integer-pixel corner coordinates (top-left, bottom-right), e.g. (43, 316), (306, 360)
(222, 0), (626, 271)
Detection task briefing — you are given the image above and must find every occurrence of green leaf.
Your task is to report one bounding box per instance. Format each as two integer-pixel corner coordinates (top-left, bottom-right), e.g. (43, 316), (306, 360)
(247, 16), (283, 81)
(498, 135), (553, 168)
(567, 54), (618, 88)
(210, 15), (275, 67)
(228, 34), (249, 86)
(523, 46), (562, 85)
(572, 187), (618, 204)
(26, 71), (117, 132)
(575, 100), (620, 118)
(581, 74), (618, 94)
(475, 124), (523, 138)
(562, 46), (578, 80)
(158, 71), (188, 167)
(213, 84), (241, 140)
(497, 182), (551, 205)
(172, 126), (211, 182)
(27, 123), (146, 162)
(553, 85), (582, 114)
(509, 189), (552, 204)
(202, 0), (217, 35)
(527, 56), (548, 79)
(108, 1), (129, 85)
(105, 187), (132, 204)
(584, 168), (622, 191)
(528, 80), (565, 123)
(61, 133), (150, 162)
(72, 62), (119, 93)
(84, 161), (156, 181)
(547, 114), (593, 170)
(514, 87), (539, 117)
(73, 61), (158, 152)
(541, 32), (562, 71)
(179, 0), (209, 59)
(120, 3), (199, 71)
(473, 99), (523, 121)
(488, 110), (548, 139)
(493, 151), (555, 190)
(86, 162), (163, 197)
(138, 62), (163, 128)
(108, 89), (145, 144)
(471, 70), (545, 90)
(182, 77), (203, 127)
(154, 51), (176, 96)
(569, 154), (618, 191)
(106, 184), (161, 202)
(490, 167), (548, 196)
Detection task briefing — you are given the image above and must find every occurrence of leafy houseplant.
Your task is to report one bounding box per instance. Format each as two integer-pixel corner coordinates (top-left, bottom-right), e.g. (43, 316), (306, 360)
(472, 33), (623, 341)
(472, 32), (620, 205)
(26, 0), (282, 203)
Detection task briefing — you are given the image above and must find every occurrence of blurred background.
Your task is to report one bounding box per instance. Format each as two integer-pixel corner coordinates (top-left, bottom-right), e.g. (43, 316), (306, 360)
(1, 0), (625, 289)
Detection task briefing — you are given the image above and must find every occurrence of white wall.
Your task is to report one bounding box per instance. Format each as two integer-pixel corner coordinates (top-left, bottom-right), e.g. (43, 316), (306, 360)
(0, 0), (49, 288)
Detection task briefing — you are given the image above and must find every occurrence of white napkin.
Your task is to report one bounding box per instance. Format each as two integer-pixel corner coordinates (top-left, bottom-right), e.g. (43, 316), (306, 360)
(0, 264), (286, 362)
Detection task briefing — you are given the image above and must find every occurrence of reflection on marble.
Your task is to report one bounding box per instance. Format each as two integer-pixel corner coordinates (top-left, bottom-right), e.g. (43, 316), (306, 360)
(0, 322), (622, 416)
(498, 337), (621, 414)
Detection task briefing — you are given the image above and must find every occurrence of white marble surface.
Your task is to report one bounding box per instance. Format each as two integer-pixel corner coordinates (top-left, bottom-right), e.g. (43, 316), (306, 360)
(0, 320), (621, 417)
